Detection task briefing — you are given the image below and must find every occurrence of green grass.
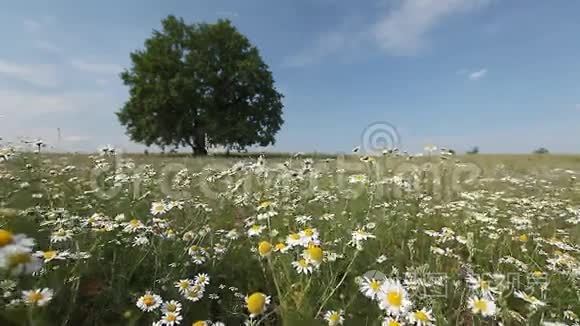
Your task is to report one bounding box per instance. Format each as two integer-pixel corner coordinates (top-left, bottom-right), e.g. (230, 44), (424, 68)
(0, 152), (579, 325)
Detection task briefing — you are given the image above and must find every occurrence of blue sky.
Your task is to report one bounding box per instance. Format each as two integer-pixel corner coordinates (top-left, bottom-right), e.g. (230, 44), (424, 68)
(1, 0), (579, 154)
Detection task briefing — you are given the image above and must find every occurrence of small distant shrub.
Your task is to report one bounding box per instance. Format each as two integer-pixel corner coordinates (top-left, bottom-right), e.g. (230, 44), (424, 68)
(467, 146), (479, 155)
(534, 147), (549, 154)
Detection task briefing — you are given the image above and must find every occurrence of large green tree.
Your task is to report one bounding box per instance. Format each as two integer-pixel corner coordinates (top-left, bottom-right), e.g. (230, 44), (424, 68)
(117, 16), (284, 155)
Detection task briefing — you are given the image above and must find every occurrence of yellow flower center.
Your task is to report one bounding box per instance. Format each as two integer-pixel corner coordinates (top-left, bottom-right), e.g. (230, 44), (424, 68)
(275, 243), (286, 251)
(178, 281), (190, 289)
(142, 295), (155, 306)
(479, 280), (489, 290)
(251, 225), (261, 231)
(532, 270), (544, 277)
(185, 285), (202, 299)
(0, 229), (14, 247)
(166, 313), (177, 322)
(386, 290), (402, 307)
(258, 241), (273, 256)
(259, 201), (272, 208)
(414, 310), (429, 321)
(329, 313), (340, 322)
(474, 299), (487, 312)
(298, 259), (308, 267)
(129, 219), (140, 227)
(246, 292), (266, 315)
(9, 252), (32, 267)
(387, 320), (401, 326)
(306, 245), (323, 263)
(518, 234), (529, 242)
(370, 279), (381, 291)
(27, 292), (43, 303)
(289, 233), (300, 240)
(166, 303), (177, 312)
(43, 250), (57, 261)
(192, 321), (207, 326)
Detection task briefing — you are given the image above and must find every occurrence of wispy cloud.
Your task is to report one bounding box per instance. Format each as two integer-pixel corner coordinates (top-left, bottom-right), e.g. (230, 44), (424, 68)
(468, 68), (487, 80)
(216, 10), (239, 18)
(283, 0), (493, 67)
(70, 59), (122, 75)
(0, 89), (107, 116)
(63, 135), (92, 142)
(23, 16), (56, 32)
(32, 40), (63, 54)
(373, 0), (492, 55)
(282, 31), (349, 68)
(95, 78), (109, 86)
(23, 19), (42, 32)
(0, 59), (60, 87)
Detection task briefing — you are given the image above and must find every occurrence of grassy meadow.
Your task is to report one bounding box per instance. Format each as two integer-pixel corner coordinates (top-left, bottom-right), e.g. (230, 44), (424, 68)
(0, 150), (579, 325)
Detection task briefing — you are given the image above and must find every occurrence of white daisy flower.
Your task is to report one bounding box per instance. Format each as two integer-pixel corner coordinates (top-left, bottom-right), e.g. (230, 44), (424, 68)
(0, 245), (42, 275)
(382, 317), (404, 326)
(514, 290), (547, 309)
(136, 291), (162, 312)
(50, 229), (73, 243)
(299, 227), (319, 245)
(468, 296), (496, 317)
(359, 277), (384, 300)
(407, 308), (434, 326)
(245, 292), (271, 318)
(150, 201), (168, 215)
(292, 259), (313, 275)
(378, 279), (412, 316)
(22, 288), (54, 306)
(286, 232), (304, 247)
(324, 310), (344, 326)
(247, 225), (266, 237)
(194, 273), (210, 287)
(183, 285), (204, 302)
(33, 250), (69, 263)
(175, 279), (193, 295)
(467, 275), (497, 299)
(160, 312), (182, 326)
(161, 300), (182, 313)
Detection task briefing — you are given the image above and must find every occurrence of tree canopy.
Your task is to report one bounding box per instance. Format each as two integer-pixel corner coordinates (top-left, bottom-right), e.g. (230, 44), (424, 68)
(117, 15), (284, 155)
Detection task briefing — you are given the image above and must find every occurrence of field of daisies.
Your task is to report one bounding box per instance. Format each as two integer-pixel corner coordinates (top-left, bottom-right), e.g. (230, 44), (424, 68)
(0, 147), (579, 325)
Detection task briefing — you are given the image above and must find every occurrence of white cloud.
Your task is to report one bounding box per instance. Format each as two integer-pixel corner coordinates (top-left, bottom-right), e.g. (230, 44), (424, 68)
(0, 59), (60, 87)
(373, 0), (492, 55)
(282, 31), (348, 68)
(283, 0), (493, 67)
(70, 59), (122, 75)
(63, 135), (91, 142)
(23, 19), (42, 32)
(32, 40), (63, 54)
(95, 78), (109, 86)
(216, 10), (239, 18)
(0, 89), (107, 116)
(468, 68), (487, 80)
(23, 16), (56, 32)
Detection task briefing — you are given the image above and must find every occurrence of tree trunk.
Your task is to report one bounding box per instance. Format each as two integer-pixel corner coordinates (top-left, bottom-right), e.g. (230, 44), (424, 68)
(192, 128), (207, 156)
